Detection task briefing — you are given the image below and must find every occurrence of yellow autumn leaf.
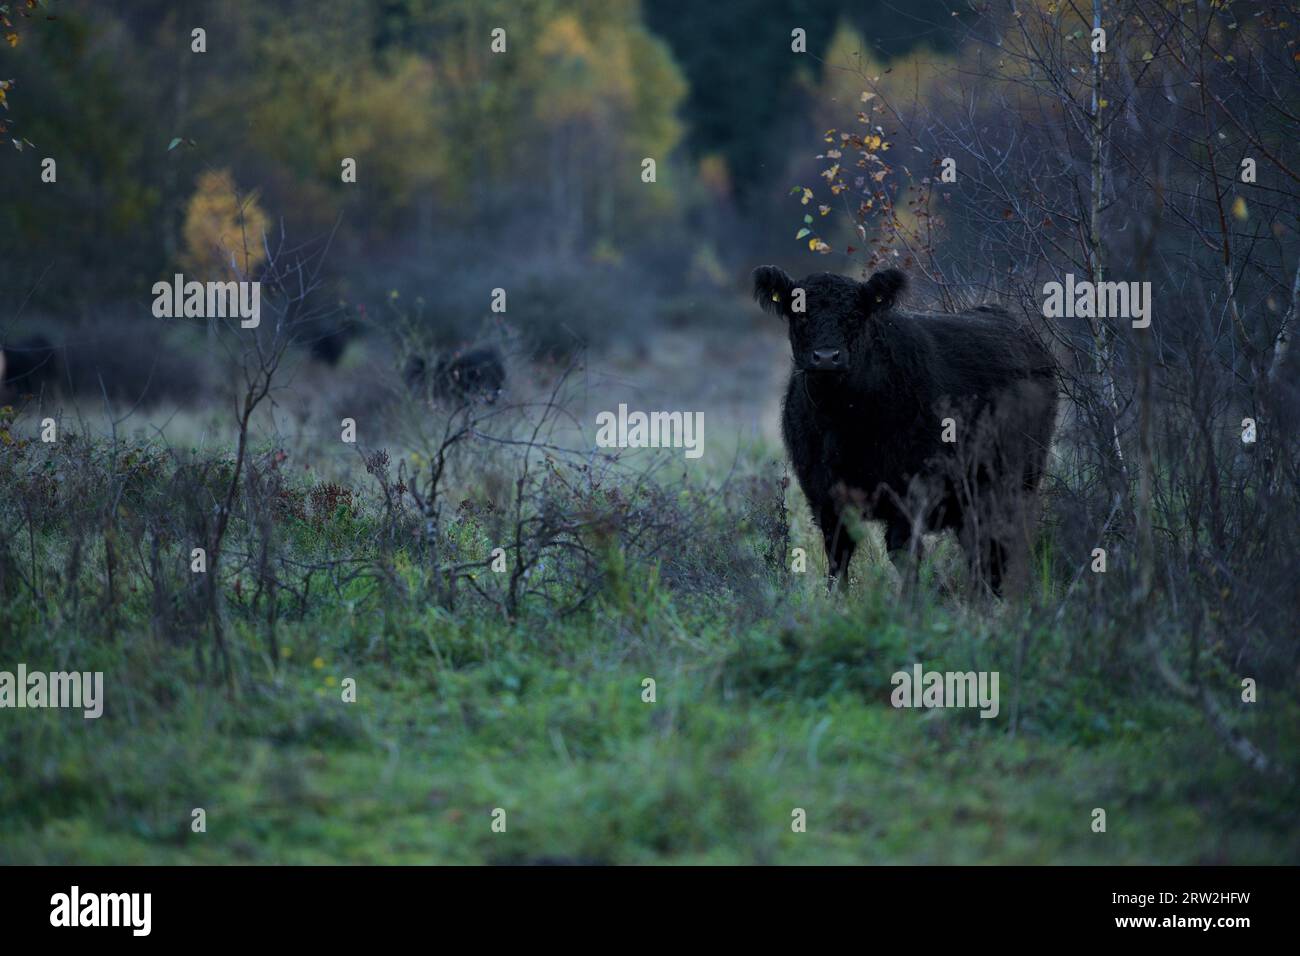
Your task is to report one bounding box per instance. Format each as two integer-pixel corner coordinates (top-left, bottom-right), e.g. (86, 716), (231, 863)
(4, 33), (18, 48)
(1231, 196), (1248, 221)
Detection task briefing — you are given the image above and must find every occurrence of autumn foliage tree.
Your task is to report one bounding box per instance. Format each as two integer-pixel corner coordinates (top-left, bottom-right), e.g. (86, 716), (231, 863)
(179, 169), (269, 279)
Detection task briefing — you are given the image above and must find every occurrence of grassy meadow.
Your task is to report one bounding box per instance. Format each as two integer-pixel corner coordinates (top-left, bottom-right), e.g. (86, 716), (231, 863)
(1, 317), (1295, 866)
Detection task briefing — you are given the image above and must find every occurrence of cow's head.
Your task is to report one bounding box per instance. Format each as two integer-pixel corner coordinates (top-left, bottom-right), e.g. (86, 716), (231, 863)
(753, 266), (905, 372)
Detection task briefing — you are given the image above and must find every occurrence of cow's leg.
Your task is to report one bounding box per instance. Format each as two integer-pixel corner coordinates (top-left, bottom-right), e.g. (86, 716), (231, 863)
(961, 523), (1007, 598)
(985, 537), (1008, 598)
(821, 506), (856, 589)
(885, 520), (920, 593)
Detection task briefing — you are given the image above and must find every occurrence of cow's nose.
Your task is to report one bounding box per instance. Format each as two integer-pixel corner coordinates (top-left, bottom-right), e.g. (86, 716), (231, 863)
(811, 348), (843, 368)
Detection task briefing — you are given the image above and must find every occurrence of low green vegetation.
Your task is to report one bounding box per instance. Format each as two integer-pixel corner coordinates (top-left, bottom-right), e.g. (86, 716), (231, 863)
(1, 407), (1294, 864)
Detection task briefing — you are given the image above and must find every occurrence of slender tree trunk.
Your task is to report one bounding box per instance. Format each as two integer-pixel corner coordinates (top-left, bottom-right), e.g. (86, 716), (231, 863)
(1089, 0), (1128, 492)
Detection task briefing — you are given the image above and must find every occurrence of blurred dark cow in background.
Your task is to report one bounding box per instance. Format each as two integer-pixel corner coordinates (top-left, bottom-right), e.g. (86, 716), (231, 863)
(404, 346), (506, 406)
(307, 324), (352, 366)
(754, 266), (1058, 594)
(0, 336), (61, 400)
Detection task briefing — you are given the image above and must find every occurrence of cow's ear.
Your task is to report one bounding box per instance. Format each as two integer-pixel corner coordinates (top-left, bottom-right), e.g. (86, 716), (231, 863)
(753, 265), (795, 316)
(860, 268), (906, 315)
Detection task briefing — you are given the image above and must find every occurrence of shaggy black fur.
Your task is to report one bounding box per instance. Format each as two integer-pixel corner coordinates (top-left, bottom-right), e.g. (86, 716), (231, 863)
(0, 336), (61, 398)
(754, 266), (1058, 594)
(404, 346), (506, 405)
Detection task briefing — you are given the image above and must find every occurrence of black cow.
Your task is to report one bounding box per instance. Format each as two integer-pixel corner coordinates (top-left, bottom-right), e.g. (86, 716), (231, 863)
(404, 346), (506, 406)
(0, 336), (60, 399)
(754, 266), (1058, 594)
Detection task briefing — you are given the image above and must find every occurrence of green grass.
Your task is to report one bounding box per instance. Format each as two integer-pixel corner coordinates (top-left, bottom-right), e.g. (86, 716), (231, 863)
(1, 419), (1296, 865)
(2, 577), (1295, 864)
